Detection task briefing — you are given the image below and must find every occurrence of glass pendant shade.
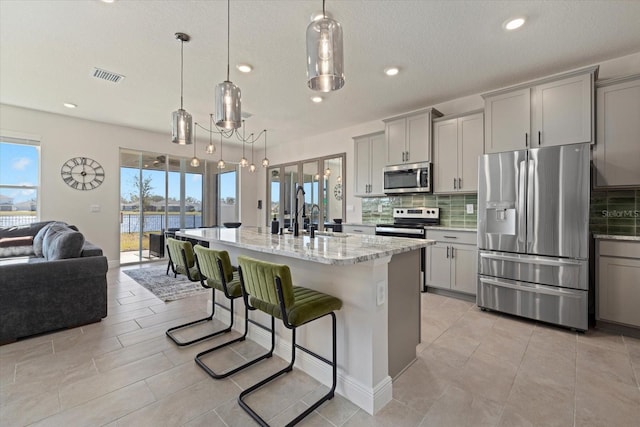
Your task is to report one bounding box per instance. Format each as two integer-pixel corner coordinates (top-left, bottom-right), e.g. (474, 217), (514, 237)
(249, 163), (256, 172)
(206, 143), (215, 154)
(172, 110), (193, 145)
(217, 159), (226, 169)
(240, 157), (248, 167)
(215, 81), (242, 129)
(306, 16), (344, 92)
(262, 157), (269, 167)
(190, 156), (200, 167)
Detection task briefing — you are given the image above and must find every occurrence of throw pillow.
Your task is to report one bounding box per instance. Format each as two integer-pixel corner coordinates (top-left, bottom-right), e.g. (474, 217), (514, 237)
(42, 224), (85, 260)
(33, 221), (67, 257)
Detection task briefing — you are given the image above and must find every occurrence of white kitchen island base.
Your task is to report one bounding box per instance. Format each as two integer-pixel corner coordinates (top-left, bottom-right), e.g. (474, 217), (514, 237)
(176, 228), (428, 414)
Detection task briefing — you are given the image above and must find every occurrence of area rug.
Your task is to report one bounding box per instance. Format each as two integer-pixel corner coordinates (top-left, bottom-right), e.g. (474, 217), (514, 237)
(123, 265), (208, 302)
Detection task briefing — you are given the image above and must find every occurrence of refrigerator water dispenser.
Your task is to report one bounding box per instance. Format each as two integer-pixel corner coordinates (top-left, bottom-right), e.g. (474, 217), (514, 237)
(485, 202), (516, 235)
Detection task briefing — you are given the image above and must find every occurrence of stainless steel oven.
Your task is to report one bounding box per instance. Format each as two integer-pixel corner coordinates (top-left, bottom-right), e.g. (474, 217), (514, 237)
(375, 207), (440, 291)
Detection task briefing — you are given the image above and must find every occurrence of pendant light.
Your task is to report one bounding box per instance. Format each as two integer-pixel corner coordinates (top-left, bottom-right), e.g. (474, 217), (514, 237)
(239, 120), (248, 167)
(217, 130), (226, 169)
(190, 124), (200, 167)
(261, 130), (269, 167)
(205, 114), (216, 154)
(306, 0), (344, 92)
(249, 140), (256, 172)
(215, 0), (241, 129)
(172, 32), (193, 144)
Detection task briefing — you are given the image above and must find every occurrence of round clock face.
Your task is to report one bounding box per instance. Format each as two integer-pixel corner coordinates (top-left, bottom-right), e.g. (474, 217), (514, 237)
(61, 157), (105, 190)
(333, 183), (343, 201)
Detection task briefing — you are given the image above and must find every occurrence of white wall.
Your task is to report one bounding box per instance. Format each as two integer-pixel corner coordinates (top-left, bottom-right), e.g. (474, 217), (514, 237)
(0, 105), (252, 265)
(2, 52), (639, 264)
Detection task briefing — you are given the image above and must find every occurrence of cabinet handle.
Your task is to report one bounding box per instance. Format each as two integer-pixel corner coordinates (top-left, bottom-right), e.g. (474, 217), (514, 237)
(368, 184), (371, 193)
(443, 235), (458, 239)
(406, 151), (410, 161)
(451, 246), (455, 258)
(446, 246), (450, 258)
(538, 131), (541, 145)
(525, 133), (528, 147)
(453, 178), (457, 189)
(458, 177), (462, 189)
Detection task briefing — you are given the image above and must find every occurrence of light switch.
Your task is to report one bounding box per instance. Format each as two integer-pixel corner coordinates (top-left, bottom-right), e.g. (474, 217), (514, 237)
(466, 204), (474, 214)
(90, 204), (100, 213)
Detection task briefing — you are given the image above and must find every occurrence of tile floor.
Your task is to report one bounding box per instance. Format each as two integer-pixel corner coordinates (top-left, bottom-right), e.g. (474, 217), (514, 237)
(1, 263), (640, 426)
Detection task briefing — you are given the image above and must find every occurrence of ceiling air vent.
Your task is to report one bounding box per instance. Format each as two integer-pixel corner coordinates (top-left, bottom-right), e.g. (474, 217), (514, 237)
(91, 67), (125, 83)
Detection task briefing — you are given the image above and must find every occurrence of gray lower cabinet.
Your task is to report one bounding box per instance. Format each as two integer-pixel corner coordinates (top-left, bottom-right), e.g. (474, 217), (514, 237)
(597, 239), (640, 328)
(342, 224), (375, 235)
(425, 230), (477, 295)
(593, 74), (640, 188)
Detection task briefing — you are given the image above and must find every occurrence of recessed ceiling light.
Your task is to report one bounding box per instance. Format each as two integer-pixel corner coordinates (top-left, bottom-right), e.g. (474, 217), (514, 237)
(311, 96), (323, 103)
(504, 17), (526, 31)
(63, 102), (77, 109)
(236, 64), (253, 73)
(100, 0), (115, 3)
(384, 67), (400, 76)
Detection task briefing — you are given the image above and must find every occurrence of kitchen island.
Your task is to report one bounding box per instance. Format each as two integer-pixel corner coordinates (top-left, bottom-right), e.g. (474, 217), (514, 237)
(176, 226), (433, 414)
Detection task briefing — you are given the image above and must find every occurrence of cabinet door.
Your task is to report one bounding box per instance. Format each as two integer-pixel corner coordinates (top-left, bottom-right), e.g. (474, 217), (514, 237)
(451, 244), (478, 295)
(385, 118), (406, 165)
(406, 112), (431, 163)
(484, 88), (530, 154)
(598, 255), (640, 327)
(433, 118), (458, 193)
(369, 133), (386, 195)
(425, 242), (451, 289)
(534, 73), (593, 147)
(458, 112), (484, 192)
(594, 78), (640, 187)
(354, 136), (371, 196)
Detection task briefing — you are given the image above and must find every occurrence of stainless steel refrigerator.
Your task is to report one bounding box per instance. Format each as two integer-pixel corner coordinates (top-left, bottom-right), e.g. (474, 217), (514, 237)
(477, 143), (590, 331)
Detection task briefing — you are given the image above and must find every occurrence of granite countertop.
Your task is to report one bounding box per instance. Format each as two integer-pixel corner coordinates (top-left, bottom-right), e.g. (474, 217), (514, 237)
(593, 234), (640, 242)
(176, 227), (433, 266)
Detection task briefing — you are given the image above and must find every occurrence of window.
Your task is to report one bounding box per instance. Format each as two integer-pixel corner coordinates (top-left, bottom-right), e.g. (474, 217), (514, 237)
(0, 137), (40, 226)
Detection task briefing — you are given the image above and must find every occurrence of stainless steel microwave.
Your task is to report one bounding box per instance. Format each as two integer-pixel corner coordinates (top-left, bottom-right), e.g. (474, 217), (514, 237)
(383, 162), (432, 194)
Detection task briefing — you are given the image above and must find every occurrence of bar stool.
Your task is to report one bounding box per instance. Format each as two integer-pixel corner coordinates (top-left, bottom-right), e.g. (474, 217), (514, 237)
(192, 246), (275, 378)
(166, 243), (239, 346)
(236, 255), (343, 427)
(165, 237), (200, 280)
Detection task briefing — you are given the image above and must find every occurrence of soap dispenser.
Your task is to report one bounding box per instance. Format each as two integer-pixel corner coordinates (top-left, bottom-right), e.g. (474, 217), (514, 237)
(271, 216), (279, 234)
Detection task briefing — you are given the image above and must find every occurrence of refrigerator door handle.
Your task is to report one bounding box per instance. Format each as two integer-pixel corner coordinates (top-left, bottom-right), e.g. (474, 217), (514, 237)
(527, 155), (536, 252)
(479, 277), (583, 298)
(517, 160), (527, 244)
(479, 252), (584, 266)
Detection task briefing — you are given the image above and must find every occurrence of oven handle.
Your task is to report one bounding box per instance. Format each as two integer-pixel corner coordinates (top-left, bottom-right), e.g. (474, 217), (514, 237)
(375, 227), (425, 236)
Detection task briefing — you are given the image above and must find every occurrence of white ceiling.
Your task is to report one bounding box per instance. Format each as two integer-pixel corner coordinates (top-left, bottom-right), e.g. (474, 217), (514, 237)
(1, 0), (640, 147)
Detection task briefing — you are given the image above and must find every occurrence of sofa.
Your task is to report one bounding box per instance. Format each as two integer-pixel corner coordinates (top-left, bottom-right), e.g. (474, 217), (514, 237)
(0, 221), (108, 343)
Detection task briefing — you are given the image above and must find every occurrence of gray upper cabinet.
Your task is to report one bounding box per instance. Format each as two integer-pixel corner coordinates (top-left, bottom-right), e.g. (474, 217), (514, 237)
(433, 111), (484, 193)
(483, 66), (597, 154)
(354, 131), (386, 197)
(593, 74), (640, 188)
(384, 108), (442, 165)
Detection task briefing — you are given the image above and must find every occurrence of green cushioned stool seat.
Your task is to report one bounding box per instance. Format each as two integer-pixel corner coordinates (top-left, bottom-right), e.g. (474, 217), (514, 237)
(237, 255), (342, 426)
(250, 286), (342, 327)
(166, 244), (241, 349)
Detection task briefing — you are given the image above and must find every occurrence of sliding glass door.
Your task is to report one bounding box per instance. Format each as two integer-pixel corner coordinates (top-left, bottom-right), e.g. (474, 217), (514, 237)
(120, 149), (204, 264)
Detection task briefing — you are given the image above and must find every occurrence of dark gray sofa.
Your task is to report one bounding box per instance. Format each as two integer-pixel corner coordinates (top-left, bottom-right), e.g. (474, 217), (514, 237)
(0, 221), (108, 343)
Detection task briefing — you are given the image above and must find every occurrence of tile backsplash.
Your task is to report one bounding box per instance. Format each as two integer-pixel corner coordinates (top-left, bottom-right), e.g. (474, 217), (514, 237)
(361, 194), (478, 228)
(362, 189), (640, 236)
(590, 189), (640, 236)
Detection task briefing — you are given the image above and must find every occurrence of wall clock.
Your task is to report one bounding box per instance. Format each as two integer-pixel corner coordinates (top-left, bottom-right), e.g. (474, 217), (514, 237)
(333, 183), (343, 201)
(60, 157), (105, 190)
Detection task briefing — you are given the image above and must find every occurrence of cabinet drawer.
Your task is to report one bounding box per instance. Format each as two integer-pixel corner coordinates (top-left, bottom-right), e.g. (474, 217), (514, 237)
(599, 240), (640, 258)
(426, 229), (477, 245)
(342, 225), (375, 235)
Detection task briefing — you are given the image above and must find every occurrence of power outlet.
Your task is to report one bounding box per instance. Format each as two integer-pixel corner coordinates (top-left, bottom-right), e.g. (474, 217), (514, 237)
(378, 204), (383, 213)
(466, 204), (474, 214)
(376, 281), (386, 306)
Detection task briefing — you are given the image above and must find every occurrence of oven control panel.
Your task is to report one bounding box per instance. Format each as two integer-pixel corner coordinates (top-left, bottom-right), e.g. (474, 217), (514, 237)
(393, 207), (439, 220)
